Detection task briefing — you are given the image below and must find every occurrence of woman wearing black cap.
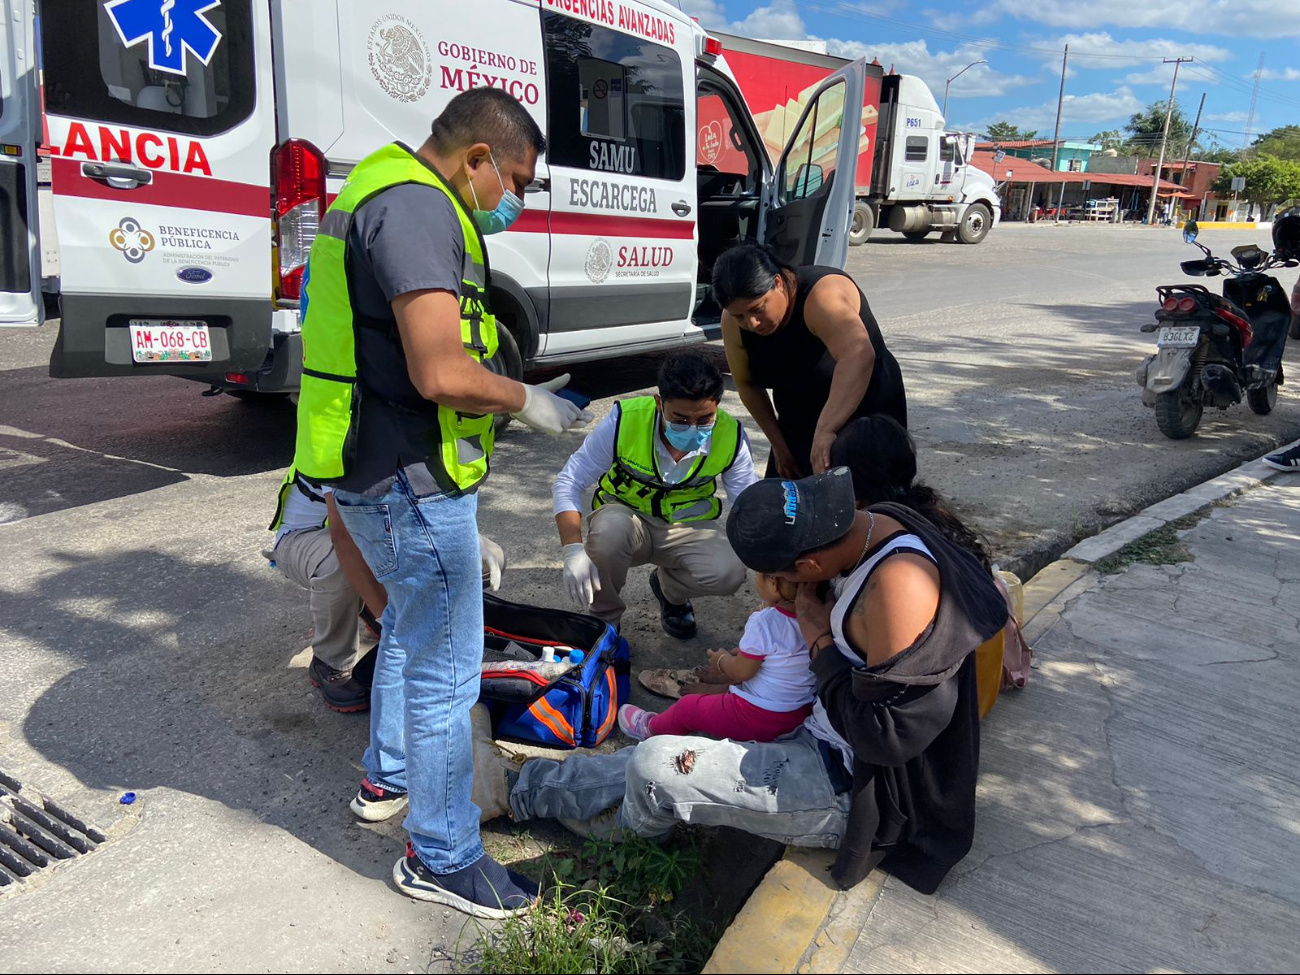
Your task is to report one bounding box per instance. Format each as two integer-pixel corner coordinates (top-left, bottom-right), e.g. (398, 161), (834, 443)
(712, 243), (907, 479)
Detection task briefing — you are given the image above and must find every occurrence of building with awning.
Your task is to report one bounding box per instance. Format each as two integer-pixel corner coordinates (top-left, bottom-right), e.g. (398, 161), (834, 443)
(971, 152), (1186, 221)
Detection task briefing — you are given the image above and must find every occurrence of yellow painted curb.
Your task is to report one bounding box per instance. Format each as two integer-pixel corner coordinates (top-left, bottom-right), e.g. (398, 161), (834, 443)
(1178, 221), (1260, 230)
(702, 848), (839, 974)
(1021, 558), (1089, 624)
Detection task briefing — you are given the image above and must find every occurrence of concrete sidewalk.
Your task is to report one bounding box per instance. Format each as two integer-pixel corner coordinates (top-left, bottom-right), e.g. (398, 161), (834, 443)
(717, 471), (1300, 974)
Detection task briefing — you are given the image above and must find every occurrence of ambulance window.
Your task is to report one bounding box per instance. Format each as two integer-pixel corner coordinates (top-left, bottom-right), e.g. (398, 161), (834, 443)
(544, 13), (686, 182)
(40, 0), (255, 137)
(779, 81), (843, 204)
(905, 136), (928, 162)
(696, 92), (752, 178)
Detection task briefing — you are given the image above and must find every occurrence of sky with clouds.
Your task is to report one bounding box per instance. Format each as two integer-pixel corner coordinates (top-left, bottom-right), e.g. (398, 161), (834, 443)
(674, 0), (1300, 145)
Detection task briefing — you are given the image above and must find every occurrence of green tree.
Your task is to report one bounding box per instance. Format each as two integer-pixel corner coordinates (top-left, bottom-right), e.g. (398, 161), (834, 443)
(1089, 129), (1126, 151)
(985, 121), (1039, 142)
(1250, 125), (1300, 162)
(1126, 100), (1194, 155)
(1193, 141), (1241, 163)
(1213, 155), (1300, 218)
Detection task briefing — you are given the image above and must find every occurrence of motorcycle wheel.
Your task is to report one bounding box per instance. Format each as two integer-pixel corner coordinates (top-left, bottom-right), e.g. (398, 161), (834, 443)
(1155, 384), (1203, 439)
(1247, 380), (1278, 415)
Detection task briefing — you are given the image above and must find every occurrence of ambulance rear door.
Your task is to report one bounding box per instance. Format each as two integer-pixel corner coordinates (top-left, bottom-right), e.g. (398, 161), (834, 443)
(0, 0), (42, 326)
(760, 59), (866, 269)
(41, 0), (278, 379)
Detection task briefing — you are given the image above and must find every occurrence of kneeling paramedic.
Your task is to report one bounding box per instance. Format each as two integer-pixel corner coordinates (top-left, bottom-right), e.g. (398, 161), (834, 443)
(266, 469), (507, 712)
(292, 87), (590, 919)
(553, 349), (758, 636)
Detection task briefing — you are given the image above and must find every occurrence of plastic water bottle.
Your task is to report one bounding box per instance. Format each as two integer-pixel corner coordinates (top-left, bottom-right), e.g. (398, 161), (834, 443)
(541, 646), (556, 663)
(567, 649), (586, 665)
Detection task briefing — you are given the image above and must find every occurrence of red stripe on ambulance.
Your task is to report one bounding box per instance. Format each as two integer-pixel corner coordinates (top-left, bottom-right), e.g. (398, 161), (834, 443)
(50, 157), (268, 219)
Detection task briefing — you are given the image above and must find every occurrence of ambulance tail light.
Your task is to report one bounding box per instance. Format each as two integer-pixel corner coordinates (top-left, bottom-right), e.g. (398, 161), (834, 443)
(704, 36), (723, 57)
(272, 139), (326, 302)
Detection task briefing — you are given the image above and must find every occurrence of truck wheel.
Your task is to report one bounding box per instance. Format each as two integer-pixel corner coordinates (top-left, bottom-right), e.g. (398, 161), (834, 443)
(1247, 380), (1278, 415)
(957, 204), (992, 244)
(1155, 385), (1203, 439)
(486, 325), (525, 435)
(902, 230), (930, 242)
(848, 201), (873, 246)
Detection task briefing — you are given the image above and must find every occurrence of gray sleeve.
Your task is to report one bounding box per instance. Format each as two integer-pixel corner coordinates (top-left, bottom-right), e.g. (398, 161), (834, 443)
(351, 184), (465, 302)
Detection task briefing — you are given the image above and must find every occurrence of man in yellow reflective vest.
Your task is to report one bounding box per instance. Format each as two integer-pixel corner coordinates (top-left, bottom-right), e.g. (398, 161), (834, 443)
(553, 349), (759, 636)
(295, 88), (589, 918)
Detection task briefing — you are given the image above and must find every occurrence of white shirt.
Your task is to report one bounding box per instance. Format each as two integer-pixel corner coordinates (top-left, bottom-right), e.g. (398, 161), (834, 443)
(275, 478), (331, 545)
(730, 606), (818, 713)
(552, 403), (760, 518)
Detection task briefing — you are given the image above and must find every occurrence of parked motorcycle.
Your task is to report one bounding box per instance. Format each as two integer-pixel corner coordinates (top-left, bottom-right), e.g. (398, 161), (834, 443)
(1136, 220), (1298, 439)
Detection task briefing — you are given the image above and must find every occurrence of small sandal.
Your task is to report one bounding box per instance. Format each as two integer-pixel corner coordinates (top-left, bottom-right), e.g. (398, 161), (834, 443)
(637, 668), (694, 699)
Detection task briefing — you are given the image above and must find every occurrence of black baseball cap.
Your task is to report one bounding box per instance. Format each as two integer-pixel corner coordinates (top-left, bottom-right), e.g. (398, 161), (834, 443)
(726, 467), (857, 573)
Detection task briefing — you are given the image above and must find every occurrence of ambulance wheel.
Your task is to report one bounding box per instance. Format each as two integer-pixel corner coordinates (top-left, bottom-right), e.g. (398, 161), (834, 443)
(487, 325), (525, 435)
(848, 201), (873, 246)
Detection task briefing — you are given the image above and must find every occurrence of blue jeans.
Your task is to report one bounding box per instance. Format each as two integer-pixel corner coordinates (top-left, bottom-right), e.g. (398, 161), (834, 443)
(334, 473), (484, 873)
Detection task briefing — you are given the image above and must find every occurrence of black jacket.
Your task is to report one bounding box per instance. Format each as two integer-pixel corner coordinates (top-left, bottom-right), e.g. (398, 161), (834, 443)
(810, 503), (1008, 893)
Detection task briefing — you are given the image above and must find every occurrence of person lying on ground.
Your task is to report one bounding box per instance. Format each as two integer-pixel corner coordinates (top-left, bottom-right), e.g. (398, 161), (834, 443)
(553, 349), (759, 639)
(616, 572), (816, 742)
(473, 465), (1006, 894)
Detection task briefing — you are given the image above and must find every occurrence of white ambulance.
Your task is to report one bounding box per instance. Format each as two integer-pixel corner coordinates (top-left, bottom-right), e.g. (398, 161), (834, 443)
(3, 0), (866, 396)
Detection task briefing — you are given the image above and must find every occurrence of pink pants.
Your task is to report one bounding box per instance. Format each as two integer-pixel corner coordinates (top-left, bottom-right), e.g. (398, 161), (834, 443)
(646, 690), (812, 742)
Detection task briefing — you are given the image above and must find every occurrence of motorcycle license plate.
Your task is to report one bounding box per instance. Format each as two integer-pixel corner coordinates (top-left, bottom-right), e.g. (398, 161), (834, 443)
(128, 320), (212, 363)
(1157, 325), (1200, 348)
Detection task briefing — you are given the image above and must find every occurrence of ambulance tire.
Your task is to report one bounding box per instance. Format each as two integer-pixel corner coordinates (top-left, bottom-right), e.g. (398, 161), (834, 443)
(487, 325), (525, 435)
(848, 201), (873, 246)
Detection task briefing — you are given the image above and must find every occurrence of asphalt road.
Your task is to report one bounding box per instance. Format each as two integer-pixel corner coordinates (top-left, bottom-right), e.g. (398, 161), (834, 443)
(2, 222), (1297, 969)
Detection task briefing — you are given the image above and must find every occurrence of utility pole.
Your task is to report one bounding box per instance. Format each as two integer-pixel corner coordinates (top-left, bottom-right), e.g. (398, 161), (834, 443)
(1145, 57), (1192, 227)
(1179, 92), (1206, 220)
(1243, 53), (1264, 151)
(1051, 44), (1068, 224)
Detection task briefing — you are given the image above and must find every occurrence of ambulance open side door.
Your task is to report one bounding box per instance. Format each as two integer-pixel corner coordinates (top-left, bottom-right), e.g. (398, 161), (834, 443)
(760, 59), (866, 271)
(0, 0), (43, 326)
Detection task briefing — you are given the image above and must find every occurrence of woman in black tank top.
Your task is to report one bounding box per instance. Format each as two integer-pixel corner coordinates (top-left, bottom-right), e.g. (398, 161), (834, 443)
(712, 244), (907, 479)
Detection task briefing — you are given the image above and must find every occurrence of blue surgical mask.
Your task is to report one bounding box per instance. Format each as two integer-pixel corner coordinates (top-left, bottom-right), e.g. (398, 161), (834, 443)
(664, 420), (714, 452)
(468, 151), (523, 235)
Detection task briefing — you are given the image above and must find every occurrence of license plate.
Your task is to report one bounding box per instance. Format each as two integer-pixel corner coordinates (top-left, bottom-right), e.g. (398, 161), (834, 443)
(128, 320), (212, 363)
(1157, 325), (1200, 348)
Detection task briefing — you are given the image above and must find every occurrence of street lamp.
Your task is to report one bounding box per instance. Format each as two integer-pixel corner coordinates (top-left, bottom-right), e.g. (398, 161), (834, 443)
(942, 59), (988, 120)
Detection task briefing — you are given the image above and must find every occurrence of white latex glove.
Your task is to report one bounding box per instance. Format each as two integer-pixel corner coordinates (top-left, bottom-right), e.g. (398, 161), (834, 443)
(513, 373), (594, 434)
(561, 542), (601, 609)
(479, 534), (506, 591)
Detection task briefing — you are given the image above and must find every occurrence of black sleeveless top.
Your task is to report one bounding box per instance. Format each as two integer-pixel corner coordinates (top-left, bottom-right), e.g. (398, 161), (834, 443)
(739, 266), (907, 469)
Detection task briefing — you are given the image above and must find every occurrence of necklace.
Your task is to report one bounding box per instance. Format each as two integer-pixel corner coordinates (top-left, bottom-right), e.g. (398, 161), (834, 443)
(850, 511), (876, 571)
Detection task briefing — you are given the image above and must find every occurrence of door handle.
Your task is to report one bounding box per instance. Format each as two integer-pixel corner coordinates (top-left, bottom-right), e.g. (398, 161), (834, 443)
(525, 178), (550, 194)
(671, 200), (692, 216)
(82, 162), (153, 189)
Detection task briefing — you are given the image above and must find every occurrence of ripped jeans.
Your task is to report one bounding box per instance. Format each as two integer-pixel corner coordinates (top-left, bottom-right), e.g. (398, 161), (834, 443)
(508, 729), (850, 848)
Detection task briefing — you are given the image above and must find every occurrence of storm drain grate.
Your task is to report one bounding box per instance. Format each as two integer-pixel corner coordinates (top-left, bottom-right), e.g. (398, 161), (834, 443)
(0, 768), (107, 889)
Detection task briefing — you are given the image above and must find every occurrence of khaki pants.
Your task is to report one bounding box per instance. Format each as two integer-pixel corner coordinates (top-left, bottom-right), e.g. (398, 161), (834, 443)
(272, 526), (363, 672)
(585, 504), (746, 625)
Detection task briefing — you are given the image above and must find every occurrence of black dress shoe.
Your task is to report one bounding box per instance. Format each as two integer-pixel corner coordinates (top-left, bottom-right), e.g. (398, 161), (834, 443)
(308, 656), (370, 713)
(648, 569), (696, 639)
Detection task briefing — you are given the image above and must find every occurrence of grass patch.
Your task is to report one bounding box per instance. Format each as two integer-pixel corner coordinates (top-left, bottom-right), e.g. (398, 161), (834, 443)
(466, 833), (717, 974)
(1095, 524), (1194, 574)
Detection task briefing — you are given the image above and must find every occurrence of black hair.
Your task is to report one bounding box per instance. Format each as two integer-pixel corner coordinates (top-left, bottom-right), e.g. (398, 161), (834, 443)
(429, 88), (545, 163)
(657, 349), (724, 404)
(711, 243), (794, 308)
(831, 415), (992, 570)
